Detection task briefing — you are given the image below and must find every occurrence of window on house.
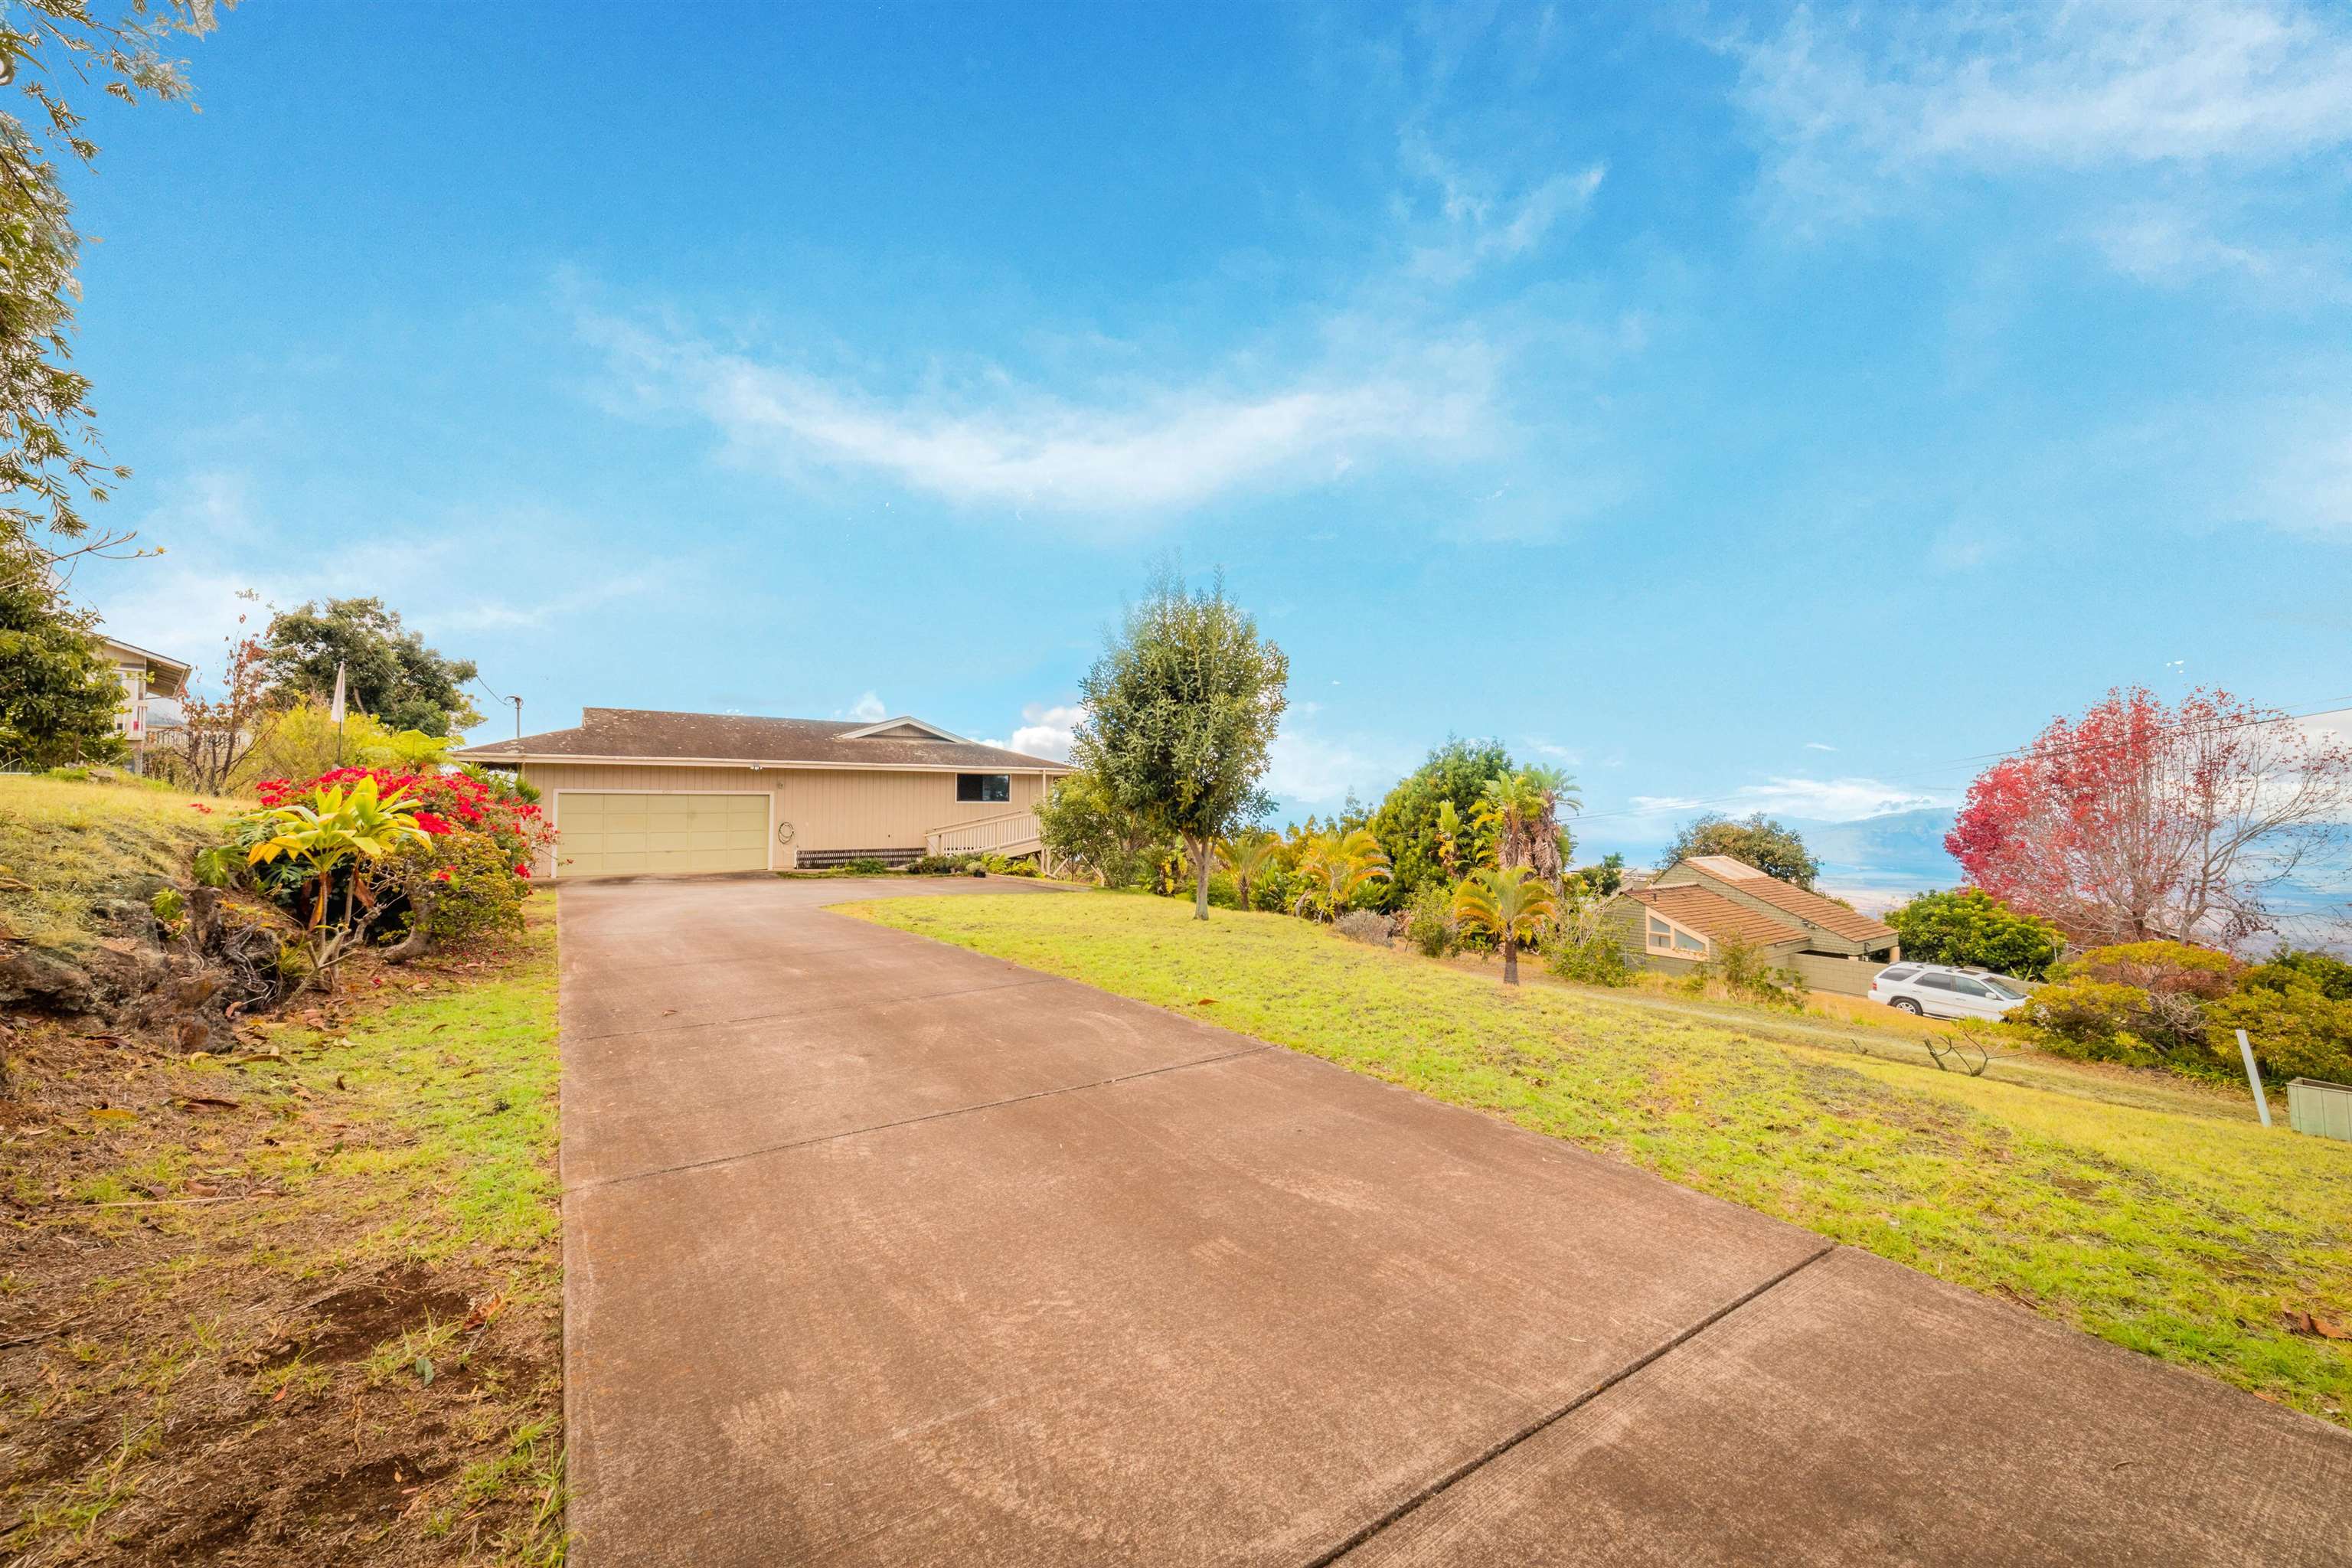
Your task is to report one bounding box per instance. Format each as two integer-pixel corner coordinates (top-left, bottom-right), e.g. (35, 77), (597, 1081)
(1674, 931), (1704, 952)
(956, 773), (1011, 802)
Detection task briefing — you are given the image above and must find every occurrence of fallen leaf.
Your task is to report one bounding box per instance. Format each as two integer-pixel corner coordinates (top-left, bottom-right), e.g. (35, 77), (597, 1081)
(272, 1383), (288, 1403)
(462, 1292), (509, 1330)
(413, 1356), (435, 1387)
(1194, 998), (1217, 1006)
(335, 1074), (348, 1091)
(175, 1096), (242, 1111)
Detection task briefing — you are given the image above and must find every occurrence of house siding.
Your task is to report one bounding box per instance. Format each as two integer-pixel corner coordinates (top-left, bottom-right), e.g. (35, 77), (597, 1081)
(1788, 950), (1886, 997)
(518, 762), (1051, 876)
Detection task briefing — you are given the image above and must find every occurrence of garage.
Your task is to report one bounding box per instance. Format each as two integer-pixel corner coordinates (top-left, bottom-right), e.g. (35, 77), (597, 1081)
(555, 792), (770, 877)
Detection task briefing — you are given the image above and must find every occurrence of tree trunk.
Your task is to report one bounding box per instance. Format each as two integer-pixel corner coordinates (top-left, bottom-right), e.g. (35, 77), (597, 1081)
(384, 890), (436, 965)
(1502, 933), (1519, 985)
(1191, 836), (1211, 921)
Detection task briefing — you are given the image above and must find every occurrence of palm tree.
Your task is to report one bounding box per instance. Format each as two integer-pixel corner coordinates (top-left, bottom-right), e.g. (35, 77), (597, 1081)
(1292, 828), (1392, 921)
(1476, 766), (1582, 886)
(1216, 831), (1282, 912)
(1452, 865), (1557, 985)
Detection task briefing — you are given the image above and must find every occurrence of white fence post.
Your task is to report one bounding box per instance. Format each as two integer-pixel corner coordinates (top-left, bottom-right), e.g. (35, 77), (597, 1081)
(2236, 1028), (2272, 1129)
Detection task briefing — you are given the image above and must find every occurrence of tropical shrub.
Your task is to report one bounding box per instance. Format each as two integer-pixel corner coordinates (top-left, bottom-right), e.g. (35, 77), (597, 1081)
(2244, 948), (2352, 1001)
(242, 775), (435, 989)
(1291, 829), (1392, 921)
(844, 856), (890, 875)
(1404, 881), (1456, 958)
(1883, 888), (2065, 981)
(2013, 978), (2210, 1070)
(1334, 910), (1392, 947)
(404, 829), (531, 951)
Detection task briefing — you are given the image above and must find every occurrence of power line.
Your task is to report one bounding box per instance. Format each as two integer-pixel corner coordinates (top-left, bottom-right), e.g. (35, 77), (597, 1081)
(1571, 694), (2352, 827)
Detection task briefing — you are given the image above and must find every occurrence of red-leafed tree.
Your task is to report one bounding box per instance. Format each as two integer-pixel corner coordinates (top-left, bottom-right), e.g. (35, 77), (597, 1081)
(1947, 687), (2352, 951)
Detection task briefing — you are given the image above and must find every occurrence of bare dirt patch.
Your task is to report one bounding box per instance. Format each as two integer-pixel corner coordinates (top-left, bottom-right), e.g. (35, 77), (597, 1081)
(0, 913), (563, 1565)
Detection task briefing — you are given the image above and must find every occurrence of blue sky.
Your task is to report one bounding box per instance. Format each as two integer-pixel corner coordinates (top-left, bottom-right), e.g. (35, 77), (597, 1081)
(61, 2), (2352, 869)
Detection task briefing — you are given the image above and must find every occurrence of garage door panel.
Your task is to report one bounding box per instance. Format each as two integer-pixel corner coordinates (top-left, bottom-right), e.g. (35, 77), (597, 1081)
(559, 793), (770, 877)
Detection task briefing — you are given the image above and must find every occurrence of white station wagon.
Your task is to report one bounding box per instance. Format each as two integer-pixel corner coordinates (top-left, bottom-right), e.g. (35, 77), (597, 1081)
(1868, 962), (2031, 1020)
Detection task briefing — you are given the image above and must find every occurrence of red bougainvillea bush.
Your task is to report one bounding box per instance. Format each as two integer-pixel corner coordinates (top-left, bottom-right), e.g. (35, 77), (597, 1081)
(250, 766), (557, 952)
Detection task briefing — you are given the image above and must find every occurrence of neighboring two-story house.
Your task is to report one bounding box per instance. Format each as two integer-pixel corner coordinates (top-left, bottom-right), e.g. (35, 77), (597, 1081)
(99, 636), (192, 773)
(1606, 854), (1900, 995)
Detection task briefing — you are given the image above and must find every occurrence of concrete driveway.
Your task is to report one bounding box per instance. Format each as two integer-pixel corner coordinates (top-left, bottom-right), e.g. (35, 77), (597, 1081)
(559, 877), (2349, 1566)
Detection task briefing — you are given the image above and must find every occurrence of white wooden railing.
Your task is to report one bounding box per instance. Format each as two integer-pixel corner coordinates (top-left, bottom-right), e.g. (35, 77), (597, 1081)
(925, 809), (1042, 858)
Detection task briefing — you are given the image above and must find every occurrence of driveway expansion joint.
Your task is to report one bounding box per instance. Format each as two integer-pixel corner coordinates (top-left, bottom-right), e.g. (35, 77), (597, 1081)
(566, 1040), (1278, 1194)
(1297, 1241), (1840, 1568)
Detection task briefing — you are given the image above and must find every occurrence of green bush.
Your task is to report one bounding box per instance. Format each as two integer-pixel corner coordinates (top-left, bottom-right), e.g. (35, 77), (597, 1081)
(1882, 888), (2063, 981)
(2245, 949), (2352, 1002)
(844, 857), (890, 875)
(1404, 882), (1456, 957)
(2067, 939), (2238, 999)
(407, 832), (528, 949)
(1688, 930), (1804, 1008)
(1544, 924), (1633, 986)
(2204, 982), (2352, 1083)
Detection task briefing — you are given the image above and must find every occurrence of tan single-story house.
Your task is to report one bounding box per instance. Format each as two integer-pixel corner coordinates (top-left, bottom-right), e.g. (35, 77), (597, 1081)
(454, 708), (1070, 878)
(1603, 854), (1900, 995)
(100, 635), (191, 773)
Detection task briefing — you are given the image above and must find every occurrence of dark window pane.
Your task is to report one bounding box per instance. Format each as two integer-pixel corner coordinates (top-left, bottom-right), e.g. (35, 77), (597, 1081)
(1880, 968), (1919, 982)
(1914, 973), (1957, 991)
(956, 773), (1011, 802)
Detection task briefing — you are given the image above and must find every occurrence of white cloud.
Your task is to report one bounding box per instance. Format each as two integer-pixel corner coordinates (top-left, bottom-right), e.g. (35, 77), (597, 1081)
(1265, 725), (1414, 807)
(1628, 776), (1955, 825)
(1805, 741), (1838, 752)
(984, 701), (1085, 762)
(2262, 420), (2352, 534)
(581, 312), (1494, 521)
(845, 691), (888, 723)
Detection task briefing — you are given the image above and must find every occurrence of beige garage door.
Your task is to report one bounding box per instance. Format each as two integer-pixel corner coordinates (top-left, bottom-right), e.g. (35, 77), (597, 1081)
(558, 792), (770, 877)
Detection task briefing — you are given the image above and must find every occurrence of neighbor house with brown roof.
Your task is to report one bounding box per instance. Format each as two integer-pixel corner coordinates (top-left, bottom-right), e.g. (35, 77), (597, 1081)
(454, 709), (1070, 878)
(1603, 854), (1900, 995)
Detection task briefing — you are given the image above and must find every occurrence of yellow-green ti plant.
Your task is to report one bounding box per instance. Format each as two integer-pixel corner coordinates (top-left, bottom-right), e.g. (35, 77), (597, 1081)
(1452, 864), (1557, 985)
(1291, 828), (1392, 922)
(243, 774), (434, 991)
(1216, 830), (1282, 912)
(1433, 799), (1462, 882)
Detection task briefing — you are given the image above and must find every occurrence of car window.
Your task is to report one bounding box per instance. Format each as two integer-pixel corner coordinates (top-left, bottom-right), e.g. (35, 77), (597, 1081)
(1913, 973), (1957, 991)
(1983, 978), (2027, 1000)
(1952, 978), (1991, 998)
(1880, 967), (1918, 982)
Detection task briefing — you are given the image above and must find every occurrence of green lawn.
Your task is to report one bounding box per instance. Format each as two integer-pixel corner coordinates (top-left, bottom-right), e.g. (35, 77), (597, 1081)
(854, 892), (2352, 1428)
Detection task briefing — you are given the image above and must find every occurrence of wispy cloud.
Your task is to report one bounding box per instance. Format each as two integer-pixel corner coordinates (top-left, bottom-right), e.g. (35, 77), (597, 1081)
(580, 310), (1496, 521)
(1266, 724), (1413, 808)
(1804, 741), (1838, 753)
(844, 691), (888, 723)
(1628, 776), (1955, 824)
(1400, 129), (1606, 284)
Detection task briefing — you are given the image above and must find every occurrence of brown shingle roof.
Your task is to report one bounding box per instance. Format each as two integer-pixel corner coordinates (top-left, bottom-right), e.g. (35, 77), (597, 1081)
(1628, 886), (1806, 948)
(1679, 856), (1896, 946)
(453, 708), (1070, 773)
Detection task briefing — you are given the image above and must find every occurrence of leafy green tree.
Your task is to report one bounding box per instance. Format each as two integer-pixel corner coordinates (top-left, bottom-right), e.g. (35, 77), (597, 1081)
(1883, 887), (2066, 980)
(1368, 737), (1513, 902)
(2246, 948), (2352, 1002)
(1664, 811), (1822, 888)
(260, 597), (482, 737)
(0, 541), (124, 766)
(1570, 852), (1625, 897)
(4, 2), (220, 562)
(1071, 568), (1288, 922)
(1452, 866), (1557, 985)
(1035, 769), (1160, 887)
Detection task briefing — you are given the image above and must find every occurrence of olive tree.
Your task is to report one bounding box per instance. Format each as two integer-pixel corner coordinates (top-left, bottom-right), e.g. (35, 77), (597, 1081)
(1071, 568), (1287, 922)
